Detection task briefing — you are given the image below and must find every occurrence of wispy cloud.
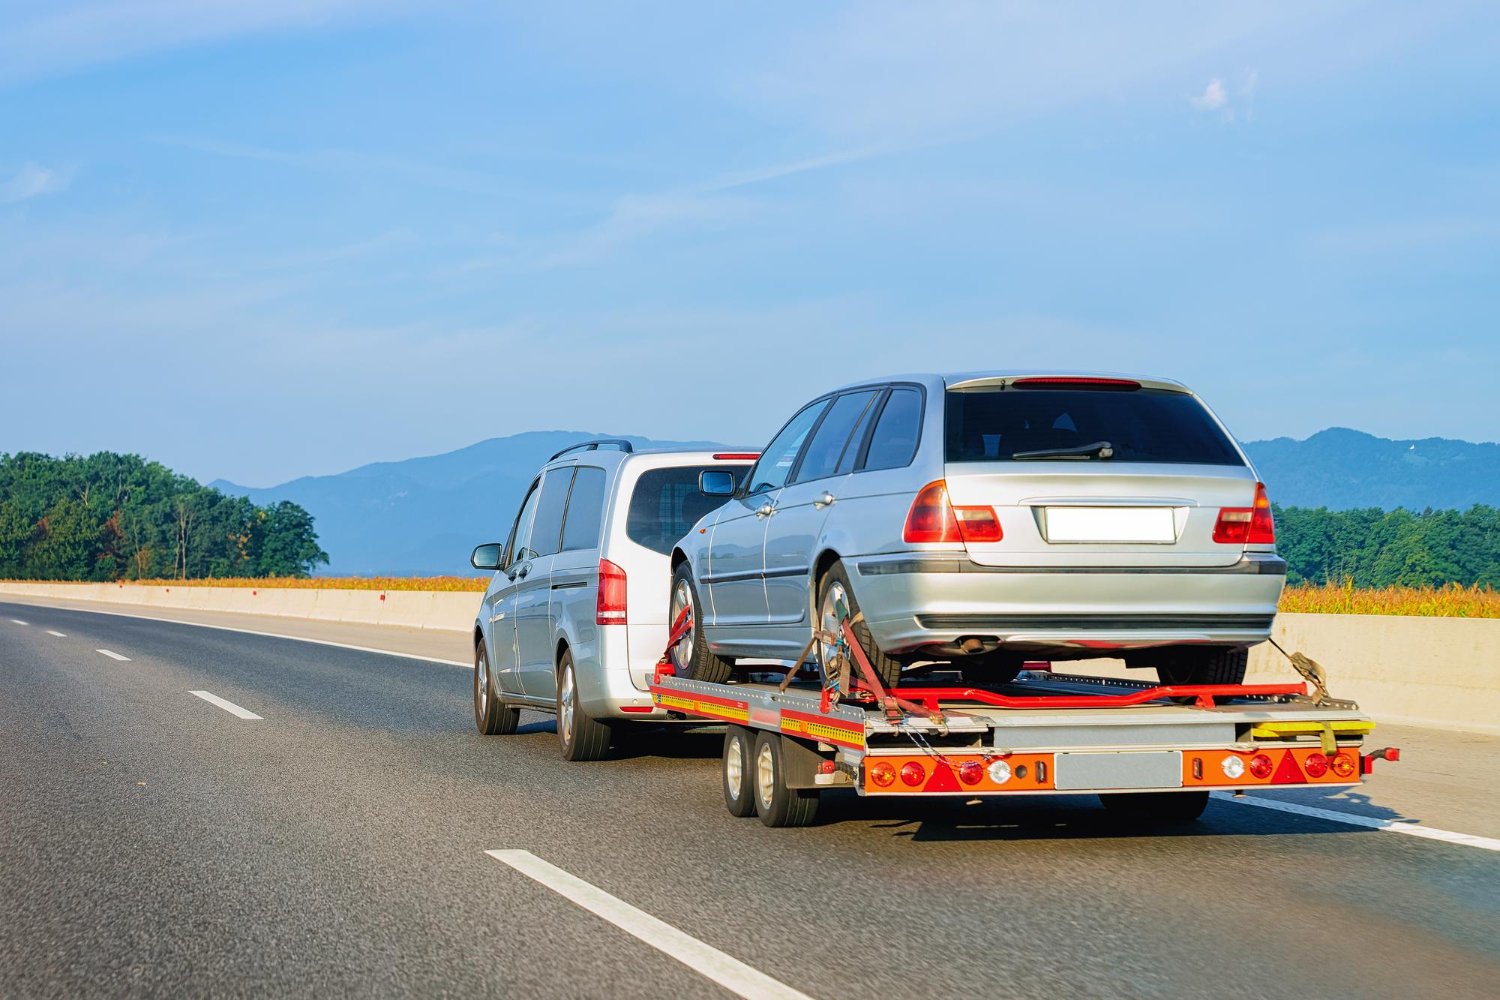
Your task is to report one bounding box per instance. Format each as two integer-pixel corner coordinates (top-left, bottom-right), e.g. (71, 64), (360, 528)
(1190, 78), (1228, 111)
(0, 162), (73, 205)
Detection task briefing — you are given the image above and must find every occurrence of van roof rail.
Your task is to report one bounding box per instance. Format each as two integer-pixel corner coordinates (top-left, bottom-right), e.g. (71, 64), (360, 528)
(548, 438), (635, 462)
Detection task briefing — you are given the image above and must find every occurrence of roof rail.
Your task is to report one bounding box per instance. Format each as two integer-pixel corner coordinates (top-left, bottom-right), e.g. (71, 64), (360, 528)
(548, 438), (635, 462)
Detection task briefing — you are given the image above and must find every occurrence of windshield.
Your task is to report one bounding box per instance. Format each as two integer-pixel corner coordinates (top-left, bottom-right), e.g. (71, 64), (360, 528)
(944, 386), (1244, 465)
(626, 465), (751, 554)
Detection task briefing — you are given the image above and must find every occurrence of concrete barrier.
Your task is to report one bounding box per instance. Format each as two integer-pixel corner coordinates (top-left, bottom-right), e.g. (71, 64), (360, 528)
(1, 581), (1494, 733)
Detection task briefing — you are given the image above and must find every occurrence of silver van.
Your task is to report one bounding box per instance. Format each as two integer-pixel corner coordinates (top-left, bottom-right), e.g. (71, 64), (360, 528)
(668, 372), (1286, 690)
(470, 440), (755, 760)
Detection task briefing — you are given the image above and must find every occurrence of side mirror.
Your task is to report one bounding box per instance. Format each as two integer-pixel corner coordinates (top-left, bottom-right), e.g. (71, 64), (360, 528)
(471, 543), (503, 571)
(699, 470), (737, 497)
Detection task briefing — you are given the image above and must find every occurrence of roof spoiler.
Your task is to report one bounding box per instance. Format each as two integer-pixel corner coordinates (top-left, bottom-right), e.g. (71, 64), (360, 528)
(549, 438), (635, 462)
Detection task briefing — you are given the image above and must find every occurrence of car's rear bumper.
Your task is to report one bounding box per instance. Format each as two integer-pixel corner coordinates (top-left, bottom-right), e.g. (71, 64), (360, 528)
(851, 552), (1285, 656)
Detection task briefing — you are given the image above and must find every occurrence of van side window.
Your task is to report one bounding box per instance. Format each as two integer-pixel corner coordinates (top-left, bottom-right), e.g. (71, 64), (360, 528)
(793, 390), (879, 483)
(560, 467), (607, 551)
(862, 388), (923, 471)
(530, 469), (573, 558)
(747, 400), (828, 494)
(503, 480), (542, 568)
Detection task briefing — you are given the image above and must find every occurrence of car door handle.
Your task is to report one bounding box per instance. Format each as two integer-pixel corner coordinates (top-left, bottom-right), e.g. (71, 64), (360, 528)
(756, 503), (776, 518)
(508, 562), (531, 581)
(814, 492), (836, 508)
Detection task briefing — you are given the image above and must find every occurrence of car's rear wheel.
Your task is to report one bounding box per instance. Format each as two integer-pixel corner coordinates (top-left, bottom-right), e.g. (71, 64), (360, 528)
(1155, 647), (1249, 687)
(557, 649), (612, 761)
(474, 640), (520, 735)
(817, 560), (902, 690)
(668, 562), (735, 683)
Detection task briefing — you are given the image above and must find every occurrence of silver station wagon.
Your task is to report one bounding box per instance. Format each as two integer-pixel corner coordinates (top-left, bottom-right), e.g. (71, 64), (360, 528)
(668, 372), (1286, 690)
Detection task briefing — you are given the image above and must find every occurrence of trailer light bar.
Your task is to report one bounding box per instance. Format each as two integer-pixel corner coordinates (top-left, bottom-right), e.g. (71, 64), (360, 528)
(1248, 753), (1274, 779)
(1303, 752), (1330, 778)
(957, 761), (984, 785)
(1220, 755), (1246, 779)
(869, 761), (897, 787)
(900, 761), (927, 787)
(987, 760), (1012, 785)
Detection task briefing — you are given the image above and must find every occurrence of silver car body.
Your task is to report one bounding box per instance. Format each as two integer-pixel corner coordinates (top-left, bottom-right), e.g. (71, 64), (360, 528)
(474, 447), (754, 718)
(672, 371), (1286, 663)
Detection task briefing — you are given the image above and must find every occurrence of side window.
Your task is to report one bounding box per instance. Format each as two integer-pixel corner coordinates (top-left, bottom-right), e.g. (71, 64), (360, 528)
(862, 388), (923, 472)
(793, 390), (879, 484)
(529, 469), (573, 558)
(836, 391), (880, 475)
(560, 467), (607, 552)
(503, 479), (542, 569)
(746, 400), (829, 495)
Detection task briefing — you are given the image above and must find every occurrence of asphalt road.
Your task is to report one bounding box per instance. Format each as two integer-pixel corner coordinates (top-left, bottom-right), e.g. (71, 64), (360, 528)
(3, 600), (1498, 1000)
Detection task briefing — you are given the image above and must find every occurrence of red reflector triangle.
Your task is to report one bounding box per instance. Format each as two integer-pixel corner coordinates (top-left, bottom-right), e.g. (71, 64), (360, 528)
(1271, 751), (1306, 785)
(925, 761), (962, 793)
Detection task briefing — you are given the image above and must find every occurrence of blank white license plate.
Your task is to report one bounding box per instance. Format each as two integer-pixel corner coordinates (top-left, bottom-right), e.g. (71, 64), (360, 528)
(1045, 507), (1176, 543)
(1054, 751), (1184, 790)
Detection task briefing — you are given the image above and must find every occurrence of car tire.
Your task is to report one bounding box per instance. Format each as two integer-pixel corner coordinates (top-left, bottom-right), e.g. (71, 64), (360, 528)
(669, 562), (735, 684)
(1099, 790), (1209, 824)
(1155, 647), (1249, 687)
(722, 725), (757, 818)
(817, 560), (902, 690)
(752, 732), (820, 828)
(474, 640), (520, 735)
(557, 649), (612, 761)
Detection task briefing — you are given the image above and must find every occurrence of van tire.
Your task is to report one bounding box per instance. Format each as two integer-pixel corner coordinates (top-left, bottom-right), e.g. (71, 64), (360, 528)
(669, 563), (734, 684)
(557, 650), (612, 761)
(818, 560), (902, 690)
(475, 640), (520, 735)
(1155, 647), (1249, 687)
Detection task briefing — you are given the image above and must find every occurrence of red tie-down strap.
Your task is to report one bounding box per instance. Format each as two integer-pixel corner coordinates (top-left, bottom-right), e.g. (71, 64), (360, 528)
(653, 604), (694, 684)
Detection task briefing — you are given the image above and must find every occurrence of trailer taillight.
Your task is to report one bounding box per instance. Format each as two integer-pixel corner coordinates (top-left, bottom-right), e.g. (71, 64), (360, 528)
(1303, 752), (1330, 778)
(1214, 482), (1276, 545)
(1248, 753), (1274, 779)
(899, 761), (926, 787)
(596, 558), (628, 625)
(869, 761), (896, 787)
(987, 760), (1012, 785)
(1331, 754), (1357, 779)
(957, 760), (984, 785)
(903, 480), (1002, 544)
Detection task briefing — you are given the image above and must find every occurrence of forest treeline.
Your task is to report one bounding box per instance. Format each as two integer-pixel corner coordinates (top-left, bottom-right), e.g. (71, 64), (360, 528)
(1274, 504), (1498, 587)
(0, 452), (327, 581)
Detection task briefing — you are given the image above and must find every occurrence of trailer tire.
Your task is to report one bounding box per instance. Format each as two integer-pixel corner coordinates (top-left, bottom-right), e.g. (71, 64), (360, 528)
(1156, 647), (1248, 687)
(475, 640), (520, 735)
(557, 650), (612, 761)
(722, 726), (757, 818)
(752, 732), (820, 828)
(1099, 790), (1209, 824)
(669, 563), (735, 684)
(818, 560), (902, 690)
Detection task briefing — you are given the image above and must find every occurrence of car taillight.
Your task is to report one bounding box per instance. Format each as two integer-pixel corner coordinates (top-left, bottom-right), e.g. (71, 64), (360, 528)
(899, 761), (926, 787)
(1248, 753), (1274, 779)
(1213, 482), (1276, 545)
(903, 480), (1002, 544)
(596, 558), (627, 625)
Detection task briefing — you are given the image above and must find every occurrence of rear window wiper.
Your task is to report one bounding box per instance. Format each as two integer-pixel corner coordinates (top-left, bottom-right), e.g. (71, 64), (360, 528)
(1010, 440), (1115, 461)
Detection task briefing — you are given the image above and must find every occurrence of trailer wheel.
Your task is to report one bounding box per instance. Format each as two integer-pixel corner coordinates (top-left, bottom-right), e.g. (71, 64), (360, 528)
(1099, 790), (1209, 824)
(818, 560), (902, 690)
(752, 732), (820, 828)
(669, 563), (735, 683)
(475, 641), (519, 735)
(722, 726), (757, 818)
(557, 650), (613, 761)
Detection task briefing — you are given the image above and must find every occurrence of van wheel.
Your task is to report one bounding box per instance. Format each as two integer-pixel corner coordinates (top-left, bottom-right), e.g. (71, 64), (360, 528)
(1099, 791), (1209, 824)
(752, 732), (820, 828)
(669, 563), (734, 683)
(817, 560), (902, 690)
(1156, 648), (1248, 687)
(475, 641), (519, 735)
(722, 726), (757, 818)
(557, 650), (612, 761)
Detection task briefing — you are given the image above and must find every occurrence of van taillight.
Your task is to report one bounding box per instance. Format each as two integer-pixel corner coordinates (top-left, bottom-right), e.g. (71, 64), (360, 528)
(597, 558), (627, 625)
(903, 481), (1002, 544)
(1213, 483), (1276, 545)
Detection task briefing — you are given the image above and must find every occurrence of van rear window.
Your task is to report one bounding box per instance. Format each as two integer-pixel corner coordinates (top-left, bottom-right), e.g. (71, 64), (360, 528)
(944, 386), (1244, 465)
(627, 465), (750, 554)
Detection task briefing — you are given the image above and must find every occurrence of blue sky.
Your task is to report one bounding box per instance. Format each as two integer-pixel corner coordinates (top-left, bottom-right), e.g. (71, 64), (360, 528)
(2, 2), (1497, 486)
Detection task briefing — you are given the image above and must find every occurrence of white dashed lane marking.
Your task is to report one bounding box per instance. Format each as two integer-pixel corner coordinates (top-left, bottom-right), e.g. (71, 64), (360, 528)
(96, 649), (130, 661)
(1215, 792), (1500, 852)
(189, 690), (263, 720)
(9, 619), (27, 625)
(46, 630), (66, 637)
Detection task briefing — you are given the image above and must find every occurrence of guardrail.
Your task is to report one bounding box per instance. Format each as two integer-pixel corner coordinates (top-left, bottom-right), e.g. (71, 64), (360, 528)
(1, 581), (1495, 734)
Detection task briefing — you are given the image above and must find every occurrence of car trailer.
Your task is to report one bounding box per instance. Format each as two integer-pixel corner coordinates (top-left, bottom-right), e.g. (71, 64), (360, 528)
(650, 611), (1400, 827)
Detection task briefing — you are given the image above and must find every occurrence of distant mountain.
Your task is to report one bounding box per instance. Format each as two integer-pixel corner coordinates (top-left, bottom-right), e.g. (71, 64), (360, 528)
(213, 427), (1497, 575)
(1243, 428), (1498, 511)
(210, 432), (731, 576)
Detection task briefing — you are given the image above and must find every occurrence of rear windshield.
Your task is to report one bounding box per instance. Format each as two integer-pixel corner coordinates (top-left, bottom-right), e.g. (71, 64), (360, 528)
(944, 386), (1244, 465)
(626, 465), (750, 554)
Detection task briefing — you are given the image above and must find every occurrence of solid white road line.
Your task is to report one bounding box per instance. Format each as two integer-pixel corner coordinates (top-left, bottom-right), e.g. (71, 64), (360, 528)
(1214, 792), (1500, 853)
(189, 690), (263, 720)
(96, 649), (130, 661)
(10, 618), (27, 625)
(46, 630), (67, 637)
(487, 850), (814, 1000)
(7, 604), (469, 667)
